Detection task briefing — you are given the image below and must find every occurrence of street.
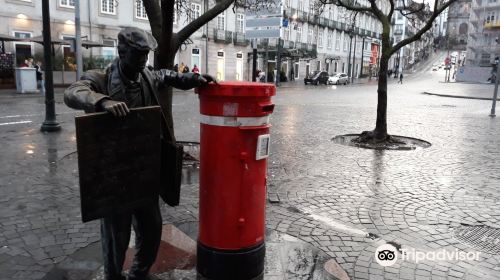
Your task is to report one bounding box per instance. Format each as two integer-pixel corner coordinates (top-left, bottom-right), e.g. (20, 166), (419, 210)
(1, 59), (500, 280)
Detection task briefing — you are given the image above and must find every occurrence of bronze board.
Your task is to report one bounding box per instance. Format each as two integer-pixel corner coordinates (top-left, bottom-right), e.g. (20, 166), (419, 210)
(75, 106), (161, 222)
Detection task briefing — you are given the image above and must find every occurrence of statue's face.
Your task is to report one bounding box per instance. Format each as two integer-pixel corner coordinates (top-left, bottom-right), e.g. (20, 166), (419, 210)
(121, 48), (149, 73)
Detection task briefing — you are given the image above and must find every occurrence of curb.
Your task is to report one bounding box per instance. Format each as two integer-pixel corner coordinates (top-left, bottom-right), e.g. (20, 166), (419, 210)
(422, 91), (500, 101)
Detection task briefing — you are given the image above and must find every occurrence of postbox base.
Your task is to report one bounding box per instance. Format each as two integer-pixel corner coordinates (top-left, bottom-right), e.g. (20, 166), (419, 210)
(196, 241), (265, 280)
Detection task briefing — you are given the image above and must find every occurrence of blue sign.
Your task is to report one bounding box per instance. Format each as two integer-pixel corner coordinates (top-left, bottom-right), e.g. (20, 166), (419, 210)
(283, 19), (288, 27)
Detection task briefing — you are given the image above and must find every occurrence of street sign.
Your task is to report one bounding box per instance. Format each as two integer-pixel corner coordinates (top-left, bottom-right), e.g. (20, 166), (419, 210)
(245, 0), (282, 39)
(75, 106), (161, 222)
(283, 18), (289, 28)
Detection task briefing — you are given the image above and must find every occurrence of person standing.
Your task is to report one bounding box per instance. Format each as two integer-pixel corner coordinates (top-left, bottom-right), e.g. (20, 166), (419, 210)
(399, 73), (404, 84)
(192, 64), (199, 74)
(34, 61), (45, 95)
(64, 27), (216, 280)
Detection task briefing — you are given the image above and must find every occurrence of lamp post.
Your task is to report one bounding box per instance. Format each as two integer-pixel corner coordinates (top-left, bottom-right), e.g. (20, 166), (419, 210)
(40, 0), (61, 132)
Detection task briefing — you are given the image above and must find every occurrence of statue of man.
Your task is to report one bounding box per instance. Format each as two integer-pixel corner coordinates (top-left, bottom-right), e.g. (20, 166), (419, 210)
(64, 27), (215, 280)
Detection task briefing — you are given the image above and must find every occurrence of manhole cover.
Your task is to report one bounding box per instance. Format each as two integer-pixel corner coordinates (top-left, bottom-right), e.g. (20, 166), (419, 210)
(453, 225), (500, 254)
(332, 134), (431, 150)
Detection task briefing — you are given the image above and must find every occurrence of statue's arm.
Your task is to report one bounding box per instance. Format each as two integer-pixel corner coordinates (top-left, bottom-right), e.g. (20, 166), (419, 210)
(64, 78), (110, 113)
(153, 69), (216, 90)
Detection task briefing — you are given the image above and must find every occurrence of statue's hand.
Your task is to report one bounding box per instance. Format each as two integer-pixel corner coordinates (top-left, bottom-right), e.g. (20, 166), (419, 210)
(184, 73), (218, 87)
(100, 100), (130, 117)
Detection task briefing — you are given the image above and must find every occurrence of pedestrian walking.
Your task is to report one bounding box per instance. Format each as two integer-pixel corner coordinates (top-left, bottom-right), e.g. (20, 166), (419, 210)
(398, 73), (404, 84)
(192, 64), (199, 74)
(290, 68), (295, 81)
(34, 61), (45, 95)
(64, 27), (216, 280)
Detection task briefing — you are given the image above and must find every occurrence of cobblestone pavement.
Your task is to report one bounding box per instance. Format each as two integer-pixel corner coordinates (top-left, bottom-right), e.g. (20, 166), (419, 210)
(1, 65), (500, 279)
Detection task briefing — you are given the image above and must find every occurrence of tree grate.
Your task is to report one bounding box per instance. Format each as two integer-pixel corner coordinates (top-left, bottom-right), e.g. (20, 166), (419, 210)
(453, 225), (500, 254)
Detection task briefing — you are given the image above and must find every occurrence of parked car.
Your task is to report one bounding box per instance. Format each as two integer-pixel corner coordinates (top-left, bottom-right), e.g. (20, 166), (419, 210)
(432, 64), (439, 71)
(304, 71), (329, 85)
(328, 73), (349, 85)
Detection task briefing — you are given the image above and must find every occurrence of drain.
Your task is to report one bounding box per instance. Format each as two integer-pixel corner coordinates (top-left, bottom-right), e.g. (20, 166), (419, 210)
(453, 225), (500, 254)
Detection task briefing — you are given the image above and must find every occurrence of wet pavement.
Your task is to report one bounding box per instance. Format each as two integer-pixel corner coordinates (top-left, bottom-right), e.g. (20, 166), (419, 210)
(1, 59), (500, 279)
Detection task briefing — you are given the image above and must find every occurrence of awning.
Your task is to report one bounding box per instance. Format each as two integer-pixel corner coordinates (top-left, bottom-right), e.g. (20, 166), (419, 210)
(82, 39), (113, 49)
(0, 34), (23, 42)
(29, 35), (71, 45)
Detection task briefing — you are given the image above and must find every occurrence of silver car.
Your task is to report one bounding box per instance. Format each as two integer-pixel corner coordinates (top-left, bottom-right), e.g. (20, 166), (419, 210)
(328, 73), (349, 85)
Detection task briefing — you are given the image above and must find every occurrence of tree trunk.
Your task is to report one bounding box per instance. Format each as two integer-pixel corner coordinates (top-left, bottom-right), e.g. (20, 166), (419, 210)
(156, 0), (176, 142)
(374, 54), (389, 140)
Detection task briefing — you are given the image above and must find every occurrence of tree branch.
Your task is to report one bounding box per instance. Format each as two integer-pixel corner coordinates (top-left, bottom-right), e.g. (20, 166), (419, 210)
(142, 0), (162, 42)
(319, 0), (373, 13)
(175, 0), (234, 49)
(390, 0), (459, 56)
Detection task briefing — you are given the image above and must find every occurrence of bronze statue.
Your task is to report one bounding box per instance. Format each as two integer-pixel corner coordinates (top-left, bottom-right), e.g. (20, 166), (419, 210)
(64, 27), (215, 280)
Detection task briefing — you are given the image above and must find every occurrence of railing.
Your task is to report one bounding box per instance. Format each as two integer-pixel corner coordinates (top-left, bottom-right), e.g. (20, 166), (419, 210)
(233, 32), (248, 46)
(319, 17), (328, 27)
(214, 29), (232, 44)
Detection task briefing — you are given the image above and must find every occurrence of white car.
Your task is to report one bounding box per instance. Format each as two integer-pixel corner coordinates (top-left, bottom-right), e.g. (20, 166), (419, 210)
(328, 73), (349, 85)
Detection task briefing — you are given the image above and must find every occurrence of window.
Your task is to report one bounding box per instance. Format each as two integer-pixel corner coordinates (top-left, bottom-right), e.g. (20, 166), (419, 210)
(318, 29), (323, 48)
(486, 11), (496, 23)
(102, 39), (116, 59)
(298, 0), (304, 11)
(60, 0), (74, 8)
(296, 26), (302, 42)
(190, 3), (201, 20)
(307, 29), (313, 44)
(327, 31), (333, 49)
(284, 27), (290, 41)
(101, 0), (115, 15)
(335, 31), (340, 50)
(217, 12), (225, 30)
(13, 31), (32, 66)
(236, 14), (244, 33)
(343, 33), (348, 51)
(135, 0), (148, 19)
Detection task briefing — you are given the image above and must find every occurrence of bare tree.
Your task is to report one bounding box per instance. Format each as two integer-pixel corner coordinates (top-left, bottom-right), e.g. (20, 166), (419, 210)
(142, 0), (276, 141)
(318, 0), (458, 143)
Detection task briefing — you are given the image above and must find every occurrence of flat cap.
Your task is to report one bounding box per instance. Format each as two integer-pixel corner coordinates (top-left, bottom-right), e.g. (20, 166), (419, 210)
(118, 27), (158, 51)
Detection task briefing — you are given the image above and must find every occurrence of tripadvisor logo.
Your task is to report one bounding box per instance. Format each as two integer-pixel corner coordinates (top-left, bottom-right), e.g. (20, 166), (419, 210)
(374, 244), (398, 267)
(374, 244), (481, 266)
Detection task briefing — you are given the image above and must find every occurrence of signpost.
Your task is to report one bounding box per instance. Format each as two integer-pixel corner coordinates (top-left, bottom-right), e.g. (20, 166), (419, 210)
(75, 106), (161, 222)
(245, 0), (282, 86)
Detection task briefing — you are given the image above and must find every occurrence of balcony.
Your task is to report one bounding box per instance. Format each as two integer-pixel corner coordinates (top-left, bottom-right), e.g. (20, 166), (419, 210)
(328, 20), (337, 29)
(214, 29), (232, 44)
(308, 14), (319, 25)
(233, 32), (249, 46)
(484, 21), (500, 29)
(318, 17), (328, 27)
(298, 11), (308, 21)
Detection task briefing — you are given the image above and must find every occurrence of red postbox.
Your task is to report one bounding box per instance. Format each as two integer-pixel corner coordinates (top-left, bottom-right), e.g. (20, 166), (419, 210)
(196, 82), (276, 280)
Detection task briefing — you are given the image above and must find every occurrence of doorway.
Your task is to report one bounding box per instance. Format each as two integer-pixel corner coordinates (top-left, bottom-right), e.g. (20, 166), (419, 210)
(216, 50), (225, 81)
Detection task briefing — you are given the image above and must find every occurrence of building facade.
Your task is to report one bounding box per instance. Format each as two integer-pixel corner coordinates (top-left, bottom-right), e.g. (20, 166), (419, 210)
(466, 0), (500, 66)
(0, 0), (436, 84)
(446, 0), (472, 50)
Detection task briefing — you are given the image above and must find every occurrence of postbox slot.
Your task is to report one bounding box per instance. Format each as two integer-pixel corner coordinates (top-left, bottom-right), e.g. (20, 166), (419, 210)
(259, 103), (275, 113)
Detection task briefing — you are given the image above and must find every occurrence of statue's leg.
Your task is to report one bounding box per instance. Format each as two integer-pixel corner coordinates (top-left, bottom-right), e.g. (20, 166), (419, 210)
(101, 214), (132, 280)
(128, 202), (162, 279)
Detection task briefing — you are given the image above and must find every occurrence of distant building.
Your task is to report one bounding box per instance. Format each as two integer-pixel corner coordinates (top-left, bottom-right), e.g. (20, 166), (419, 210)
(457, 0), (500, 82)
(446, 0), (471, 50)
